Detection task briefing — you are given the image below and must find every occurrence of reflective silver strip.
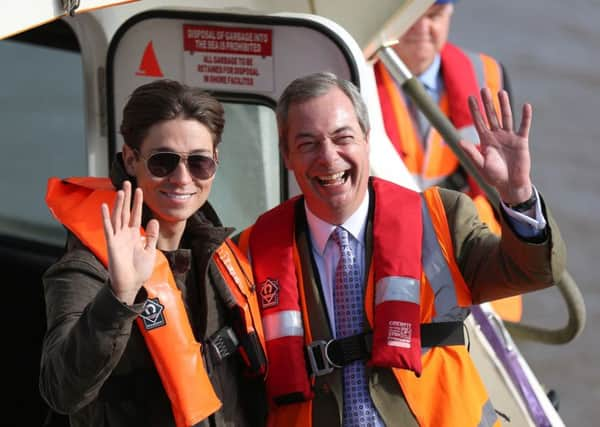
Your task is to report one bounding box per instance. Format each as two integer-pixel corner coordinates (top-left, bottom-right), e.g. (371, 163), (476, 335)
(478, 399), (498, 427)
(262, 310), (304, 341)
(375, 276), (420, 306)
(465, 49), (486, 89)
(421, 199), (470, 324)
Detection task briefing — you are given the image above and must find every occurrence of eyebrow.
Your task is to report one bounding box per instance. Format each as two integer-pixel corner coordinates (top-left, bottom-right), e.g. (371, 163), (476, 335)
(149, 147), (213, 154)
(331, 126), (355, 135)
(294, 126), (355, 140)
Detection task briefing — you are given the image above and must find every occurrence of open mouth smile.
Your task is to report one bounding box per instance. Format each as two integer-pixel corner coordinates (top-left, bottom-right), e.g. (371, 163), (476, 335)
(316, 171), (349, 186)
(160, 191), (196, 200)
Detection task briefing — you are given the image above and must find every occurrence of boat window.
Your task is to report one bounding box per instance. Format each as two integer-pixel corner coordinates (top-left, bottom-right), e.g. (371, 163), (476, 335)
(0, 21), (85, 246)
(208, 101), (281, 232)
(106, 11), (359, 233)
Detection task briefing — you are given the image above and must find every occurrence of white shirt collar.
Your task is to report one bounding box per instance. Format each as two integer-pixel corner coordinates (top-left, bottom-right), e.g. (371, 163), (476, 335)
(304, 191), (370, 255)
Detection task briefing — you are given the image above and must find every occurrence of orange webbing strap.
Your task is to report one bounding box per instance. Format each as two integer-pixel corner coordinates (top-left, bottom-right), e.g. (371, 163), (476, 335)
(213, 240), (267, 370)
(46, 177), (222, 426)
(236, 226), (252, 258)
(235, 226), (267, 339)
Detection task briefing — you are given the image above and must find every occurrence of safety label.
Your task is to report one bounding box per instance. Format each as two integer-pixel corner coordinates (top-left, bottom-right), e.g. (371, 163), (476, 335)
(182, 24), (274, 92)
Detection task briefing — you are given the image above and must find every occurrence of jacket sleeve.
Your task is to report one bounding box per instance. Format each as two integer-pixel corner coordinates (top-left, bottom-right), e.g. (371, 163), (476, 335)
(39, 234), (144, 414)
(438, 188), (567, 304)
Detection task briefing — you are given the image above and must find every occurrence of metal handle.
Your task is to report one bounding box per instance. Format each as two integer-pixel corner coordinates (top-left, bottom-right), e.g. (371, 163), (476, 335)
(61, 0), (81, 17)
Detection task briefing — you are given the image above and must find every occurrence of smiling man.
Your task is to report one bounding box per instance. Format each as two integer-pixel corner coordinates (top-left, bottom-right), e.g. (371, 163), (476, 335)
(281, 84), (370, 224)
(240, 72), (565, 427)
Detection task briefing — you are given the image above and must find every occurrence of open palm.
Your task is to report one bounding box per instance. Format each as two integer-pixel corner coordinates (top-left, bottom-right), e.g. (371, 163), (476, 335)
(459, 88), (534, 205)
(101, 181), (159, 305)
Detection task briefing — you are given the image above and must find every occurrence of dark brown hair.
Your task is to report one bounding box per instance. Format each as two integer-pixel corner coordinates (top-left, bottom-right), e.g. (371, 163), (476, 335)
(120, 79), (225, 151)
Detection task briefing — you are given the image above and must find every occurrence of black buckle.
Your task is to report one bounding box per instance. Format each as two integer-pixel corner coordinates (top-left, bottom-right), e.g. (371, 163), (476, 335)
(207, 326), (239, 364)
(306, 333), (372, 377)
(306, 321), (464, 376)
(421, 321), (464, 347)
(306, 340), (338, 377)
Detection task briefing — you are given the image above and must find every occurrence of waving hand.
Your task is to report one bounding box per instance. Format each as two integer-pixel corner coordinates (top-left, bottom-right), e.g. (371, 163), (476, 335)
(101, 181), (159, 305)
(459, 88), (534, 205)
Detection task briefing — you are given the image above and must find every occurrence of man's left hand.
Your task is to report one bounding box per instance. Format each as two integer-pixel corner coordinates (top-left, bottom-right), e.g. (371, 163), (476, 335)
(459, 88), (533, 205)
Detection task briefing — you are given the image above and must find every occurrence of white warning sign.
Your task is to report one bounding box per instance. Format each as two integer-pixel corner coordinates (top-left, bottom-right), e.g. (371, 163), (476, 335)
(183, 24), (274, 92)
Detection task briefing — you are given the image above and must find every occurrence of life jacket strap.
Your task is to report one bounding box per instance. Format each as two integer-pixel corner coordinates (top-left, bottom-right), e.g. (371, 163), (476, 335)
(206, 326), (240, 365)
(306, 321), (465, 377)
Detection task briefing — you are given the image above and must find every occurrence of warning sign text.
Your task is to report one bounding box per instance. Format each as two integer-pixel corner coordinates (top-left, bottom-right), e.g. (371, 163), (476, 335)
(183, 25), (272, 56)
(182, 24), (274, 92)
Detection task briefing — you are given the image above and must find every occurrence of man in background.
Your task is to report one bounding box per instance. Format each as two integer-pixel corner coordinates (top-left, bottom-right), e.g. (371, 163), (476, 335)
(374, 0), (520, 320)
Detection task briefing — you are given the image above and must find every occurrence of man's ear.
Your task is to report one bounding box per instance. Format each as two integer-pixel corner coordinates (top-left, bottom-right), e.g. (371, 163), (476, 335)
(121, 144), (137, 176)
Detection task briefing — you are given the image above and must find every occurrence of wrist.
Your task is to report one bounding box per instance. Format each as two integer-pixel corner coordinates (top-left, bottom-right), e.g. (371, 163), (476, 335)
(505, 189), (537, 212)
(109, 282), (141, 305)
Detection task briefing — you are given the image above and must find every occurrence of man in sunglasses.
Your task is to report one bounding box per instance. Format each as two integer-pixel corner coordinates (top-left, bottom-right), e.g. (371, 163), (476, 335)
(238, 72), (566, 427)
(40, 79), (267, 427)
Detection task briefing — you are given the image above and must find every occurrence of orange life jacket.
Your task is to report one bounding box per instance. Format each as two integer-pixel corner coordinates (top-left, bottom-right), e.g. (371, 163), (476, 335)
(375, 43), (522, 322)
(241, 178), (499, 427)
(45, 176), (266, 427)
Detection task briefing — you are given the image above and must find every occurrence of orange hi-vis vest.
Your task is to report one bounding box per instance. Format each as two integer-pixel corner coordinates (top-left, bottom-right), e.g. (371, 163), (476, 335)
(45, 176), (266, 427)
(375, 43), (522, 322)
(375, 42), (503, 190)
(242, 178), (499, 427)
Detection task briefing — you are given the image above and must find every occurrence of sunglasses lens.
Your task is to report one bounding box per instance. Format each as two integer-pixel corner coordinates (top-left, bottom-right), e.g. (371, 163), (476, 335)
(187, 155), (217, 180)
(145, 152), (216, 179)
(147, 152), (180, 177)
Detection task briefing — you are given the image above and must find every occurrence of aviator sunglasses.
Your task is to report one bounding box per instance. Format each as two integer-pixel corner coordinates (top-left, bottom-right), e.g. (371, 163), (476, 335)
(136, 150), (218, 180)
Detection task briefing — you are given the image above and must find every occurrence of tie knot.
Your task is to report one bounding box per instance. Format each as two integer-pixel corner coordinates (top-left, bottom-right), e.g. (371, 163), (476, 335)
(331, 226), (350, 250)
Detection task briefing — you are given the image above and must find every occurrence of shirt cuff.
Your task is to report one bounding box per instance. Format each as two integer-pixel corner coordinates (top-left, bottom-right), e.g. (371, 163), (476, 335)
(500, 186), (547, 237)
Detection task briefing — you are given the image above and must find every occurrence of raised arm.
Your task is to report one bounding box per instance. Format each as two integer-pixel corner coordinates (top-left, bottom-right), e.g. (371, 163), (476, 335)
(459, 87), (533, 207)
(101, 180), (159, 305)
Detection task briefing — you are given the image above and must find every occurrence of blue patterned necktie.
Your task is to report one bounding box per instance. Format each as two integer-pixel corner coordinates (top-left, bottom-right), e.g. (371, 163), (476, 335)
(331, 227), (383, 427)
